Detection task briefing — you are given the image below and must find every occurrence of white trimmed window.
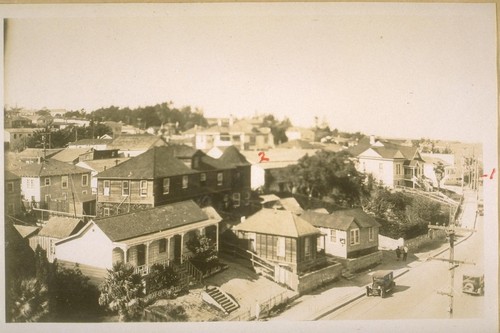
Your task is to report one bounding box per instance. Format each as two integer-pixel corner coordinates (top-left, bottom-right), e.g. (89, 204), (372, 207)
(217, 172), (223, 186)
(277, 237), (285, 258)
(140, 180), (148, 196)
(304, 237), (311, 259)
(61, 176), (68, 189)
(330, 229), (337, 243)
(368, 227), (374, 241)
(159, 239), (167, 253)
(350, 228), (360, 245)
(163, 178), (170, 194)
(44, 194), (51, 203)
(103, 180), (110, 196)
(82, 174), (88, 187)
(244, 191), (251, 206)
(104, 207), (110, 217)
(182, 175), (189, 189)
(232, 193), (241, 208)
(200, 173), (207, 183)
(44, 178), (51, 186)
(122, 181), (129, 196)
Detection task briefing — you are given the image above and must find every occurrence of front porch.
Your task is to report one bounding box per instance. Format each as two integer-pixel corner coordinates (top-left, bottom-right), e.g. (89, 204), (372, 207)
(111, 223), (219, 276)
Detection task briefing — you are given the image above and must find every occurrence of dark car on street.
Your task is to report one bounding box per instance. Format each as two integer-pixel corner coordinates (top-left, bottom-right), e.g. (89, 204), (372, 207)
(366, 270), (396, 298)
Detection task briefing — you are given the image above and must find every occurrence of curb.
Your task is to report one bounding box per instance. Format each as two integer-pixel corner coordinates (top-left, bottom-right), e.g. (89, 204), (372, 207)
(312, 268), (410, 320)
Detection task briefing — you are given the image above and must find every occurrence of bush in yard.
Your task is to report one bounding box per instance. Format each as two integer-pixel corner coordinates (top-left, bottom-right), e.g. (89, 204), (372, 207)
(98, 262), (144, 322)
(186, 234), (219, 274)
(145, 264), (179, 294)
(50, 262), (102, 322)
(8, 278), (49, 322)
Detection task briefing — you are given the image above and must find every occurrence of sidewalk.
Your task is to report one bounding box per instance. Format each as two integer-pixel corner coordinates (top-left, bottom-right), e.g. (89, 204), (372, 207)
(270, 241), (452, 321)
(271, 191), (478, 321)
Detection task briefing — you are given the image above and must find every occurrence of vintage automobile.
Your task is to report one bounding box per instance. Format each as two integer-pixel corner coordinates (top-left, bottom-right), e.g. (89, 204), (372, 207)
(462, 272), (484, 296)
(366, 270), (396, 298)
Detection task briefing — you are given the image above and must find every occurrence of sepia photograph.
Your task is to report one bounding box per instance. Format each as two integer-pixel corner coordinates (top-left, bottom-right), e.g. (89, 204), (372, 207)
(1, 2), (498, 332)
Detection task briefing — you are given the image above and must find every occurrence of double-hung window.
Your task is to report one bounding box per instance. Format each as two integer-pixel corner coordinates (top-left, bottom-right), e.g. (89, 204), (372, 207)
(61, 176), (68, 189)
(182, 176), (189, 189)
(368, 227), (374, 241)
(103, 180), (110, 196)
(217, 172), (223, 186)
(163, 178), (170, 194)
(82, 174), (88, 187)
(330, 229), (337, 243)
(122, 181), (129, 196)
(140, 180), (148, 196)
(350, 228), (360, 245)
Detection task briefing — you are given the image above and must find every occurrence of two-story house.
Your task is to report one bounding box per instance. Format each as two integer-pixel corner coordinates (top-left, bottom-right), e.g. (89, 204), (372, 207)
(5, 170), (23, 216)
(11, 159), (95, 217)
(355, 138), (424, 188)
(95, 145), (249, 217)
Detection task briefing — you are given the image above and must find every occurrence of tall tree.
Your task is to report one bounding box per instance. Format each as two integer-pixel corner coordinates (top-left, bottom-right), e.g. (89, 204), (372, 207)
(282, 150), (365, 206)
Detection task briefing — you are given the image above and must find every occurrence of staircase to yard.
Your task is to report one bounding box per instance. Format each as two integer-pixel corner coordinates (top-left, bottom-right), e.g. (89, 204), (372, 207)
(202, 286), (239, 314)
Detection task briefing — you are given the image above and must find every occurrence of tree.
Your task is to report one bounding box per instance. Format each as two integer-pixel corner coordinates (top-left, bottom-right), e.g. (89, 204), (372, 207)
(434, 161), (445, 192)
(50, 263), (101, 322)
(263, 114), (292, 145)
(98, 262), (144, 322)
(282, 150), (365, 206)
(145, 264), (178, 294)
(8, 278), (49, 322)
(186, 234), (219, 274)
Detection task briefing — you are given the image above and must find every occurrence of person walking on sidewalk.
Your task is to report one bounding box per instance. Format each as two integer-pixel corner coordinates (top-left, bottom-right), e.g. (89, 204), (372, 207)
(402, 245), (408, 261)
(395, 246), (401, 261)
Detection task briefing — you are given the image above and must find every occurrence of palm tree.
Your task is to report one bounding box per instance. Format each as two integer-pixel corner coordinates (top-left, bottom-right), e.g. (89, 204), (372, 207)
(98, 262), (144, 322)
(9, 278), (49, 322)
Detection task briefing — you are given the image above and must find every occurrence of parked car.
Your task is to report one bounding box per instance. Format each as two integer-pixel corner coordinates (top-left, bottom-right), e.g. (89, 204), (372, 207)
(366, 270), (396, 298)
(462, 272), (484, 296)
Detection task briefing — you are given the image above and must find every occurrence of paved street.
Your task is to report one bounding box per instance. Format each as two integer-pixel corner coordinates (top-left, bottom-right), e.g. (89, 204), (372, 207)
(272, 189), (485, 322)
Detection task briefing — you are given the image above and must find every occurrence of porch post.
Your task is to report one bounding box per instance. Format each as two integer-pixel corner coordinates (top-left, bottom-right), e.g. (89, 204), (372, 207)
(216, 223), (219, 252)
(123, 246), (128, 264)
(167, 236), (171, 264)
(180, 232), (185, 264)
(145, 241), (151, 271)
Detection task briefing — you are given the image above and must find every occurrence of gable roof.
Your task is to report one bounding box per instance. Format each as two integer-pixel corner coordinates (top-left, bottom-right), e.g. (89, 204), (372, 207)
(94, 200), (209, 241)
(68, 138), (113, 146)
(301, 208), (380, 231)
(76, 158), (130, 173)
(233, 209), (320, 238)
(14, 159), (90, 177)
(108, 134), (165, 151)
(97, 146), (196, 179)
(37, 217), (85, 239)
(51, 148), (92, 163)
(218, 146), (251, 167)
(277, 139), (323, 150)
(16, 148), (64, 159)
(13, 224), (40, 238)
(369, 147), (405, 159)
(5, 170), (20, 181)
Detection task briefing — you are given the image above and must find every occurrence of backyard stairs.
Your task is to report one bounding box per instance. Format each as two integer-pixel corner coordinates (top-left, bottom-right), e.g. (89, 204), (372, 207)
(202, 286), (239, 314)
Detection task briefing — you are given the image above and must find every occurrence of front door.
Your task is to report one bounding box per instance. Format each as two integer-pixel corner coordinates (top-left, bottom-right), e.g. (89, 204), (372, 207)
(136, 244), (146, 266)
(173, 234), (182, 263)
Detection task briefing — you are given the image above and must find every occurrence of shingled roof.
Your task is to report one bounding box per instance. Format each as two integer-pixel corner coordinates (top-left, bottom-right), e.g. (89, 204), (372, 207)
(38, 217), (86, 239)
(97, 146), (196, 179)
(233, 209), (320, 238)
(14, 159), (90, 177)
(301, 208), (380, 231)
(95, 200), (210, 241)
(108, 134), (165, 151)
(218, 146), (251, 167)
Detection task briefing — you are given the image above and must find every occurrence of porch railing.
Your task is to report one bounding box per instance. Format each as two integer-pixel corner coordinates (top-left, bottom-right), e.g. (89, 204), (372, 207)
(134, 259), (171, 276)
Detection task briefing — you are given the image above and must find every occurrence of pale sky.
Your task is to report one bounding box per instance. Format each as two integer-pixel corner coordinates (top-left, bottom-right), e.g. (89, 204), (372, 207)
(3, 3), (497, 143)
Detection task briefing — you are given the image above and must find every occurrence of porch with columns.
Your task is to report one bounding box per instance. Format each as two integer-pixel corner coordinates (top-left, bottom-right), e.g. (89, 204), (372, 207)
(111, 221), (220, 276)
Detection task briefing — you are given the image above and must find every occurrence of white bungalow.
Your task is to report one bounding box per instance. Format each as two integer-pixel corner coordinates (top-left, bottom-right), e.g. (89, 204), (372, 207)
(55, 200), (221, 278)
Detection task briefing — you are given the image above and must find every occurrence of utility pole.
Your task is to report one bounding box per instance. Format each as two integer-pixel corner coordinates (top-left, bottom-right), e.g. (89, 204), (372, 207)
(428, 222), (475, 318)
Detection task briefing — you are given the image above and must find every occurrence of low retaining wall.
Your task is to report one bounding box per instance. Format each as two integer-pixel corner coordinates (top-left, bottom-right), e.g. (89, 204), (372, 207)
(404, 231), (446, 253)
(335, 251), (383, 273)
(297, 262), (343, 294)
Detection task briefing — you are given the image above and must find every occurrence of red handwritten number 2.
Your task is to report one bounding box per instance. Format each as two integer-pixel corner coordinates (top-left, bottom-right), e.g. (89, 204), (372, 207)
(258, 151), (269, 163)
